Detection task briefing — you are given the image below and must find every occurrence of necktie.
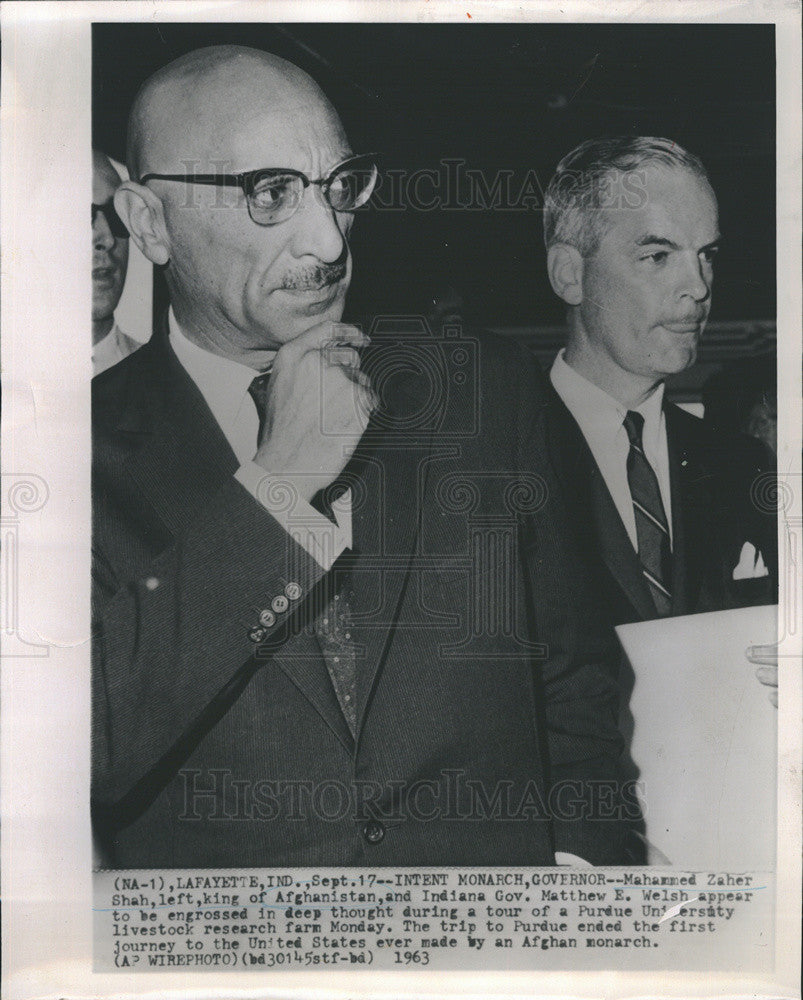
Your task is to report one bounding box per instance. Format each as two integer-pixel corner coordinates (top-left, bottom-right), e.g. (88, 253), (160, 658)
(623, 410), (673, 616)
(310, 483), (358, 737)
(248, 372), (271, 443)
(248, 372), (358, 735)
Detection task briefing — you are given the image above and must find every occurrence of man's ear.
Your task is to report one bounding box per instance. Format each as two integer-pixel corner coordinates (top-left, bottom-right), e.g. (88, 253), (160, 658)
(547, 243), (584, 306)
(114, 182), (171, 266)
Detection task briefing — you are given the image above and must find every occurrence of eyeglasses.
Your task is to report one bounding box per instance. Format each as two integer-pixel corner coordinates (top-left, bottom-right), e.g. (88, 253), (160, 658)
(140, 153), (379, 226)
(92, 199), (129, 239)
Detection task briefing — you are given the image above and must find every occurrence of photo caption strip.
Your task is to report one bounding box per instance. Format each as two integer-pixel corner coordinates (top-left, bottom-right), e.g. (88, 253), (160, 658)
(94, 866), (773, 972)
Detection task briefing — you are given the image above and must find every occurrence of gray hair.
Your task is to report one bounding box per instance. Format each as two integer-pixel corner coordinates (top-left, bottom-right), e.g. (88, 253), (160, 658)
(543, 136), (711, 255)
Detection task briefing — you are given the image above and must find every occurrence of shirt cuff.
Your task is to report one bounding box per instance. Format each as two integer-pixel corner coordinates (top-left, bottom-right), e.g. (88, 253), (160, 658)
(235, 462), (348, 572)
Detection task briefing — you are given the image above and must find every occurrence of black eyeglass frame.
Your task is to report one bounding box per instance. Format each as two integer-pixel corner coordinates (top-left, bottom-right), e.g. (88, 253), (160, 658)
(92, 199), (130, 239)
(139, 152), (380, 222)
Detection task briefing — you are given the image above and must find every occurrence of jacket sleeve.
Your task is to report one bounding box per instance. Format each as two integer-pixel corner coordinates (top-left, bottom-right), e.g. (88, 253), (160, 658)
(92, 477), (328, 812)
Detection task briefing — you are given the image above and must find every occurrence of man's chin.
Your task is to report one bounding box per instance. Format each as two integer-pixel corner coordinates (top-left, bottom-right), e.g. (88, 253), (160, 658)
(659, 344), (698, 378)
(658, 327), (702, 374)
(92, 292), (121, 322)
(258, 303), (347, 347)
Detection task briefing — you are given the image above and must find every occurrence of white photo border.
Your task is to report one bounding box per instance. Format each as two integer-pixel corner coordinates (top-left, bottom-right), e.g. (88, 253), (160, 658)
(2, 2), (800, 998)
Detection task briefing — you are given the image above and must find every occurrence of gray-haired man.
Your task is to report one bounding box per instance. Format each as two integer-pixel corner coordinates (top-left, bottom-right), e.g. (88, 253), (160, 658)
(540, 136), (777, 689)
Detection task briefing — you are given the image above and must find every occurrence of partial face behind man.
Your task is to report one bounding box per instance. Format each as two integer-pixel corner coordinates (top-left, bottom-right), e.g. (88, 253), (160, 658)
(92, 150), (129, 339)
(549, 159), (720, 401)
(119, 49), (358, 363)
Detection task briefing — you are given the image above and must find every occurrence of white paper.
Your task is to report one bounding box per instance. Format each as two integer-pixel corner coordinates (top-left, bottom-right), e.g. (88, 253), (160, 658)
(617, 605), (779, 870)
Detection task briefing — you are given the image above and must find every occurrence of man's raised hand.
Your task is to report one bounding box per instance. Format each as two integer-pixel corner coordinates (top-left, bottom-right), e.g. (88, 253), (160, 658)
(253, 321), (377, 502)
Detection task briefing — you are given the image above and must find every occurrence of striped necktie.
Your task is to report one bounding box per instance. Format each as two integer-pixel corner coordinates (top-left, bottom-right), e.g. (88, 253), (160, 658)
(623, 410), (673, 617)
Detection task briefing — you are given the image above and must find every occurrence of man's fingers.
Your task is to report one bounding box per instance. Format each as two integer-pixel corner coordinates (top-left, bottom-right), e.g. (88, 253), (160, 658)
(753, 663), (779, 708)
(282, 321), (369, 358)
(348, 369), (378, 417)
(356, 369), (378, 404)
(336, 365), (374, 392)
(755, 665), (778, 687)
(324, 344), (361, 369)
(746, 643), (779, 666)
(346, 368), (372, 388)
(360, 386), (380, 418)
(748, 643), (778, 655)
(746, 642), (779, 665)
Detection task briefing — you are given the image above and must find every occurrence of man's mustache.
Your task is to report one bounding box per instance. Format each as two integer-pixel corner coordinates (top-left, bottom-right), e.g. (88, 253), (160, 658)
(281, 263), (347, 291)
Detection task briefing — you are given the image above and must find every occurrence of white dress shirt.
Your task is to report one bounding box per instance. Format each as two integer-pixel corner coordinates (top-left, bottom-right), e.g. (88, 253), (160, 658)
(168, 310), (351, 570)
(550, 349), (673, 551)
(93, 322), (140, 375)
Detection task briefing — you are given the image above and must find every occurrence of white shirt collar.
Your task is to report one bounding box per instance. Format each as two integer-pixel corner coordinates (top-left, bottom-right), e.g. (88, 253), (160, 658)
(167, 309), (274, 441)
(93, 321), (135, 376)
(95, 320), (121, 350)
(550, 348), (665, 452)
(93, 320), (121, 358)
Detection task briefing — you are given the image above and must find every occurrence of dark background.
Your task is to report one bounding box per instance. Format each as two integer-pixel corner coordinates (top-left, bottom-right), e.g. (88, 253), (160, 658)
(93, 22), (775, 338)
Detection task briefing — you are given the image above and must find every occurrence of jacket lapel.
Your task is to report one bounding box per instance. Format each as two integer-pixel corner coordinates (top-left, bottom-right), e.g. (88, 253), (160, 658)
(120, 331), (239, 535)
(544, 386), (656, 622)
(665, 404), (710, 616)
(588, 462), (658, 621)
(348, 367), (433, 736)
(117, 324), (355, 754)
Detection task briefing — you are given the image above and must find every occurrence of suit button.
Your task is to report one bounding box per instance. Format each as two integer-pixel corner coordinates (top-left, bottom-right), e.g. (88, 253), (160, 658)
(248, 626), (266, 643)
(285, 582), (302, 601)
(272, 594), (289, 614)
(258, 609), (276, 628)
(362, 820), (385, 845)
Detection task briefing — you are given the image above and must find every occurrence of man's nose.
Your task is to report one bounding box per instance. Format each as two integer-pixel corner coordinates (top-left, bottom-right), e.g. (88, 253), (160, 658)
(679, 252), (712, 302)
(93, 212), (115, 252)
(287, 186), (348, 262)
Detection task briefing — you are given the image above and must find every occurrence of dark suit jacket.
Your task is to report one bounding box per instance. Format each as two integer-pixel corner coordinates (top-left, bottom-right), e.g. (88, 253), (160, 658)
(92, 322), (635, 869)
(541, 383), (778, 627)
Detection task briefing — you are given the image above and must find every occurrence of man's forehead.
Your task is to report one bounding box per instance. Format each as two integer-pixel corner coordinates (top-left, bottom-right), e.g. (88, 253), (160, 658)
(135, 52), (348, 174)
(143, 102), (349, 178)
(224, 102), (350, 171)
(607, 165), (718, 246)
(93, 159), (121, 200)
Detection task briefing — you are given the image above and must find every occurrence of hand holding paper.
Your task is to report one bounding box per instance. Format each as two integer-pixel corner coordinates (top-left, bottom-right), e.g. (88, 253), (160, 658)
(747, 642), (779, 706)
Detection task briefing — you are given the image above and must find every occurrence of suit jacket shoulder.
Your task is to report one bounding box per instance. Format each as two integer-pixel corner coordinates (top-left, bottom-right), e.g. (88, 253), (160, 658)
(665, 401), (772, 479)
(665, 402), (777, 610)
(665, 402), (777, 571)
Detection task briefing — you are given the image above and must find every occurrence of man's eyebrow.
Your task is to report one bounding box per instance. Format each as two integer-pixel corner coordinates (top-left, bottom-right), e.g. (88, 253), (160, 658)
(635, 235), (679, 249)
(634, 234), (723, 251)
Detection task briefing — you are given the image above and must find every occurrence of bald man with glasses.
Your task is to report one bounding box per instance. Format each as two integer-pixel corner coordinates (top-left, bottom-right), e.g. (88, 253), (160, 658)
(92, 45), (636, 869)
